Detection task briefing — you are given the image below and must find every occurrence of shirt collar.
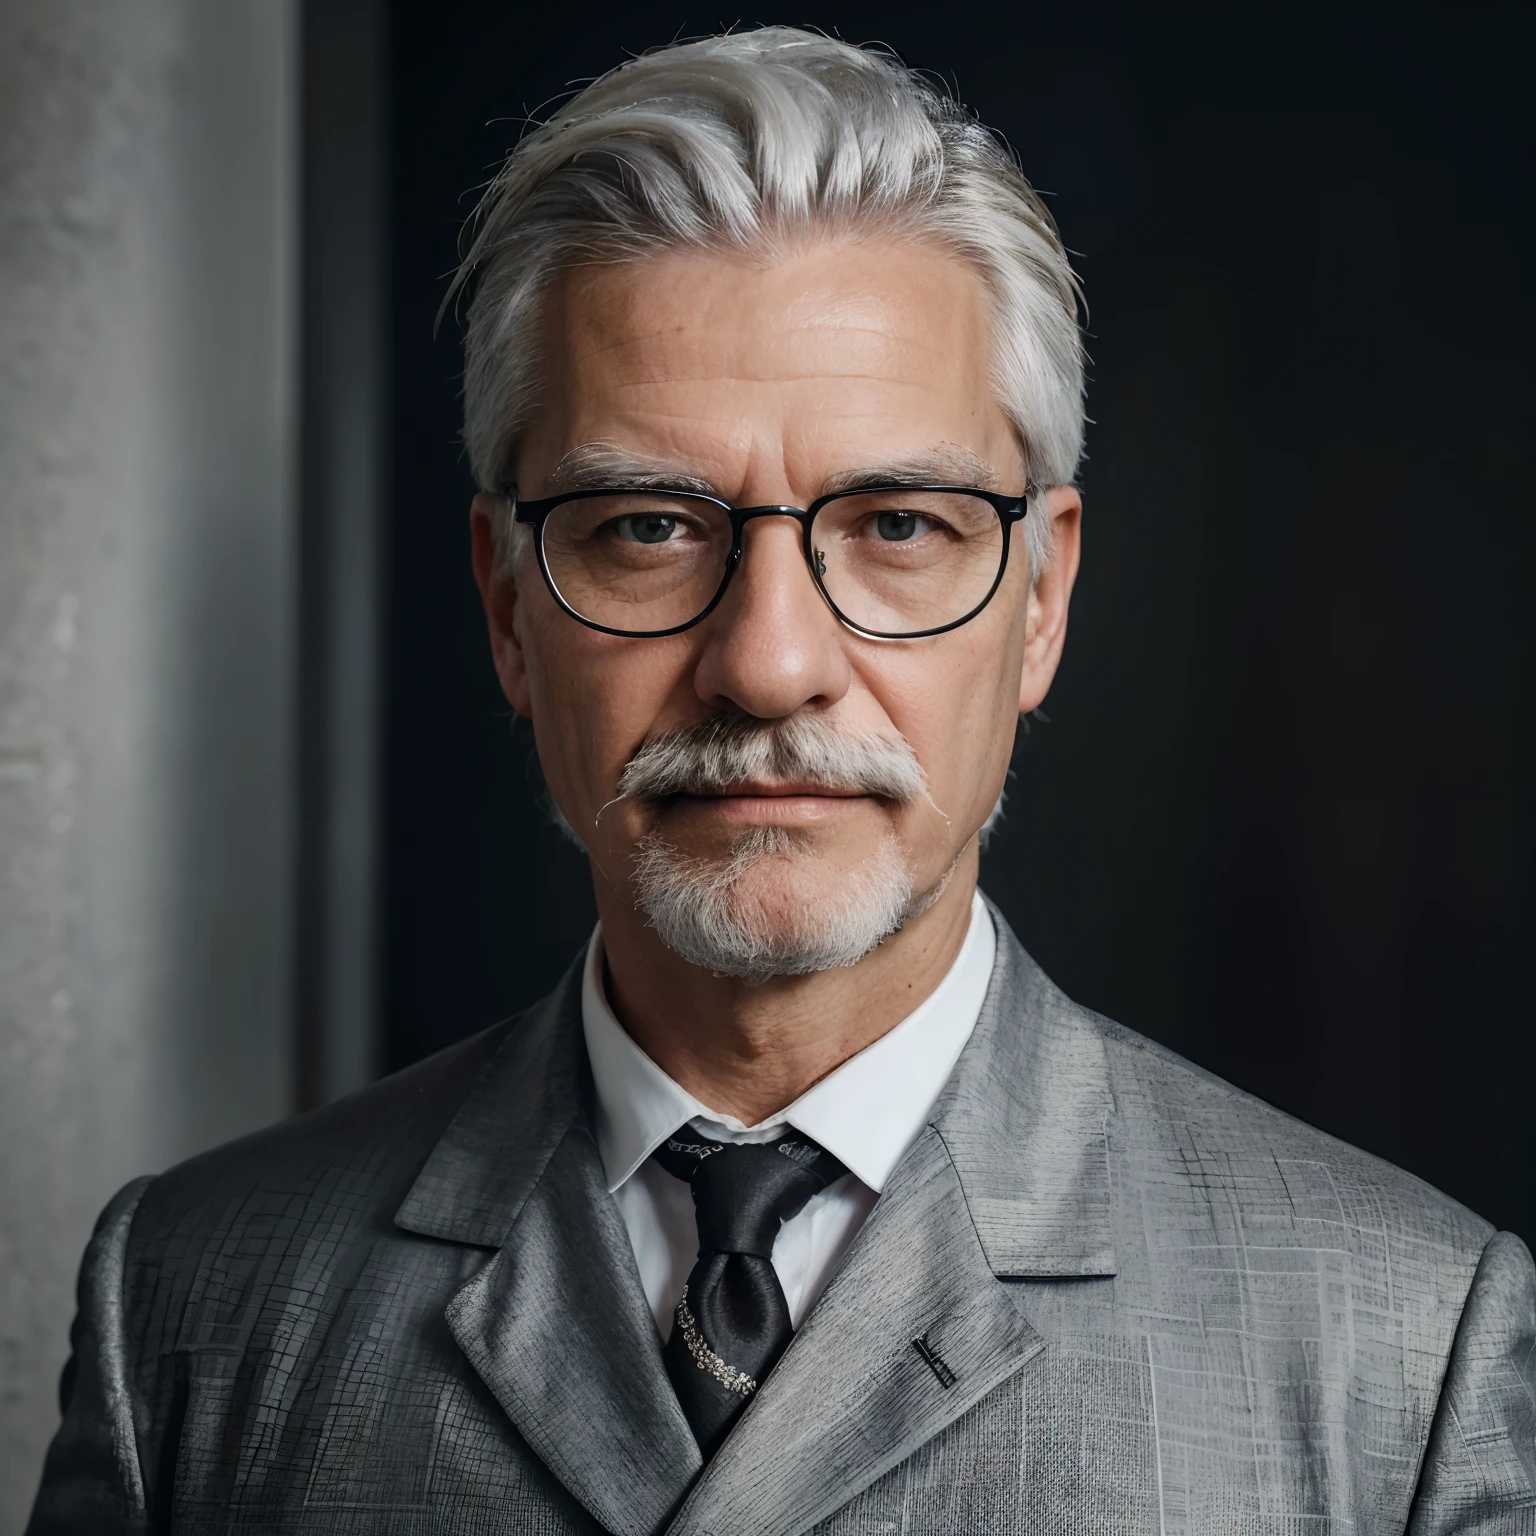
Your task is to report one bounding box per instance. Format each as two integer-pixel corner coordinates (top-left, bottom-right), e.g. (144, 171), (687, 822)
(581, 889), (996, 1195)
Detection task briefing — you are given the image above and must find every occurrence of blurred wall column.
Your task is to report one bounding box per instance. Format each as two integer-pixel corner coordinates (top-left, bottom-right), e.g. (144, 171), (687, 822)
(0, 0), (299, 1519)
(296, 0), (387, 1110)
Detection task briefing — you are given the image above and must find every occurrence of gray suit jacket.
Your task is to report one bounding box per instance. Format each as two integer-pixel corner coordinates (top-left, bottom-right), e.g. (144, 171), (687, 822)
(28, 908), (1536, 1533)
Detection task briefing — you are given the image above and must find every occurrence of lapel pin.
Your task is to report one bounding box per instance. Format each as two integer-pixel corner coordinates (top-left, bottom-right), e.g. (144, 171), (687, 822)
(912, 1334), (957, 1389)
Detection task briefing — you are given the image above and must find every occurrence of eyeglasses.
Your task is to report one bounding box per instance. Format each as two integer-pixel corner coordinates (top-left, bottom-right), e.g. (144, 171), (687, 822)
(507, 483), (1032, 640)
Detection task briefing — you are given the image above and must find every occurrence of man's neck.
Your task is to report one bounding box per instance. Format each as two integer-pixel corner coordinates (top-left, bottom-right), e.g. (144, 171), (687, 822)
(593, 849), (980, 1124)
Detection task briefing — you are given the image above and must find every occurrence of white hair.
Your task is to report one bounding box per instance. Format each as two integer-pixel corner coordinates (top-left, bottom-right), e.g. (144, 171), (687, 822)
(450, 27), (1086, 587)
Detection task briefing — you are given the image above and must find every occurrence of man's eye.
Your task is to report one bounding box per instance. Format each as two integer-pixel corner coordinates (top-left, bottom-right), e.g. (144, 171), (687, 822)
(615, 514), (680, 544)
(873, 511), (934, 542)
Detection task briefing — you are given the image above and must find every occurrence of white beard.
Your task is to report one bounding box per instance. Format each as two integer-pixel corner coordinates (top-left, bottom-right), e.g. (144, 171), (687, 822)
(630, 824), (923, 984)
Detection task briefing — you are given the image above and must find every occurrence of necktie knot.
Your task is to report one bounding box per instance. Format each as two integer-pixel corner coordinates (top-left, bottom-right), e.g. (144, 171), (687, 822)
(653, 1134), (844, 1258)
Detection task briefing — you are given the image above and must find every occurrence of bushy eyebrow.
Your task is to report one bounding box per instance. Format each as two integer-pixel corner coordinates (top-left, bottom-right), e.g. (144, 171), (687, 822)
(821, 447), (1001, 496)
(545, 443), (720, 497)
(541, 441), (1002, 500)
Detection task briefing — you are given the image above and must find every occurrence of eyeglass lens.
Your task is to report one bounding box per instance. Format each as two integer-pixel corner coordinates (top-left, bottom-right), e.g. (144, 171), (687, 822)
(538, 490), (1007, 635)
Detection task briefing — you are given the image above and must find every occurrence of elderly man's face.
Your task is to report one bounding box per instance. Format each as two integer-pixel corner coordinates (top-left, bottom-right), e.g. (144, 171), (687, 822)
(472, 239), (1079, 969)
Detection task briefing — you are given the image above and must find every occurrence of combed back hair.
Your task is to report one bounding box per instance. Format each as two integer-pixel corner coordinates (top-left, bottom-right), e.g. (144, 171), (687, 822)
(451, 26), (1086, 585)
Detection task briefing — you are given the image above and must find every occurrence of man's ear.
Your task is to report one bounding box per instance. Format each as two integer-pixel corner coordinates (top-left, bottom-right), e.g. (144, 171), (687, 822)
(470, 493), (533, 717)
(1018, 484), (1083, 715)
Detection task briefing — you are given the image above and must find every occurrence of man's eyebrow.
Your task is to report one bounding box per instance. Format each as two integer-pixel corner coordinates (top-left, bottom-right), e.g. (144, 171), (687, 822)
(542, 443), (721, 497)
(821, 447), (1002, 496)
(538, 442), (1004, 500)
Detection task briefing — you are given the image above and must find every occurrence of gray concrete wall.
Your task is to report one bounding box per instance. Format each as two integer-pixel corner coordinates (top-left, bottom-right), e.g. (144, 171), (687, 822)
(0, 2), (298, 1524)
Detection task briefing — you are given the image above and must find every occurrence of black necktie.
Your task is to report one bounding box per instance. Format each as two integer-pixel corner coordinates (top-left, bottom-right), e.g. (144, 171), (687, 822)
(652, 1129), (846, 1456)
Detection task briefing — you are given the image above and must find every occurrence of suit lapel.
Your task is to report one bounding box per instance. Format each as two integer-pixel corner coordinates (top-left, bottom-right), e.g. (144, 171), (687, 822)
(667, 1123), (1045, 1536)
(395, 958), (701, 1536)
(668, 903), (1119, 1536)
(445, 1125), (701, 1534)
(931, 900), (1119, 1279)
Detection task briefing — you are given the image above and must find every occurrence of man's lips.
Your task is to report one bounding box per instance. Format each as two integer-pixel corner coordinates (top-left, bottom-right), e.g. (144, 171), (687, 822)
(649, 784), (883, 826)
(683, 781), (866, 799)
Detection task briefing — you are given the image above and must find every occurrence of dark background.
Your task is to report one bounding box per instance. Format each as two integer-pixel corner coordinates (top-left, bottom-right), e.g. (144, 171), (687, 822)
(382, 4), (1535, 1239)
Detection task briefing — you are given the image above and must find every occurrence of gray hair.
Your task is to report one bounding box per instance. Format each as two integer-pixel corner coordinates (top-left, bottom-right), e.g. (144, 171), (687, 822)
(452, 26), (1085, 585)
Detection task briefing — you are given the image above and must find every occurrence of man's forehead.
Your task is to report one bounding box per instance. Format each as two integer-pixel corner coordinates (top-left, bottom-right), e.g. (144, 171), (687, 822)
(548, 240), (993, 383)
(543, 441), (1003, 499)
(521, 244), (1024, 495)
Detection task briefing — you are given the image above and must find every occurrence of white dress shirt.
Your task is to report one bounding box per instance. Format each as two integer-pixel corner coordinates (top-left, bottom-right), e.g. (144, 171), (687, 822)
(582, 890), (997, 1338)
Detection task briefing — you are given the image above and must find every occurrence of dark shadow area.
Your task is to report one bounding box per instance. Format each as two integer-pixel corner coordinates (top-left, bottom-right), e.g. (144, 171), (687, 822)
(385, 3), (1534, 1239)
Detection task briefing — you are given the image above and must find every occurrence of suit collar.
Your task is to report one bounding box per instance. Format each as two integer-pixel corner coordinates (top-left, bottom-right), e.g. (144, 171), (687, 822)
(395, 899), (1115, 1281)
(583, 890), (997, 1196)
(932, 898), (1118, 1279)
(395, 954), (702, 1534)
(394, 953), (589, 1248)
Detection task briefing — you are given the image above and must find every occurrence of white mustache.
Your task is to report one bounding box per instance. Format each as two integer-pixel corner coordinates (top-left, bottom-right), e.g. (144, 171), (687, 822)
(615, 712), (929, 803)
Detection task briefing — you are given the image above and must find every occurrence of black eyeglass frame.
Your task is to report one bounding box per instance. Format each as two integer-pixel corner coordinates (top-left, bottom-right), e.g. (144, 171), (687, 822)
(505, 483), (1033, 640)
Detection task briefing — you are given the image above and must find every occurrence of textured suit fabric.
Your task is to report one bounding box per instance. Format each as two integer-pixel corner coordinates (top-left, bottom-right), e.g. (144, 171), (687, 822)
(27, 904), (1536, 1534)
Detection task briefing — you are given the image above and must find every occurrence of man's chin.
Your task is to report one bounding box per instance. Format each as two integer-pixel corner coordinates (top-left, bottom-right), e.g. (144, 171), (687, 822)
(629, 824), (919, 982)
(708, 841), (858, 920)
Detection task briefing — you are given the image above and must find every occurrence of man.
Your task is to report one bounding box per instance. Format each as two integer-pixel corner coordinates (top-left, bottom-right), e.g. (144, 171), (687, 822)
(28, 27), (1535, 1534)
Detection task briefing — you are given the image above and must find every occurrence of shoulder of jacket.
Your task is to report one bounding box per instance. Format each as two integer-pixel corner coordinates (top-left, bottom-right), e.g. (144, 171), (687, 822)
(1069, 1000), (1496, 1266)
(124, 1009), (532, 1263)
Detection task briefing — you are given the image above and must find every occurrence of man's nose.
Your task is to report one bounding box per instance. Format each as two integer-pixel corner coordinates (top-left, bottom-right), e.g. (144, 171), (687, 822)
(692, 515), (852, 719)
